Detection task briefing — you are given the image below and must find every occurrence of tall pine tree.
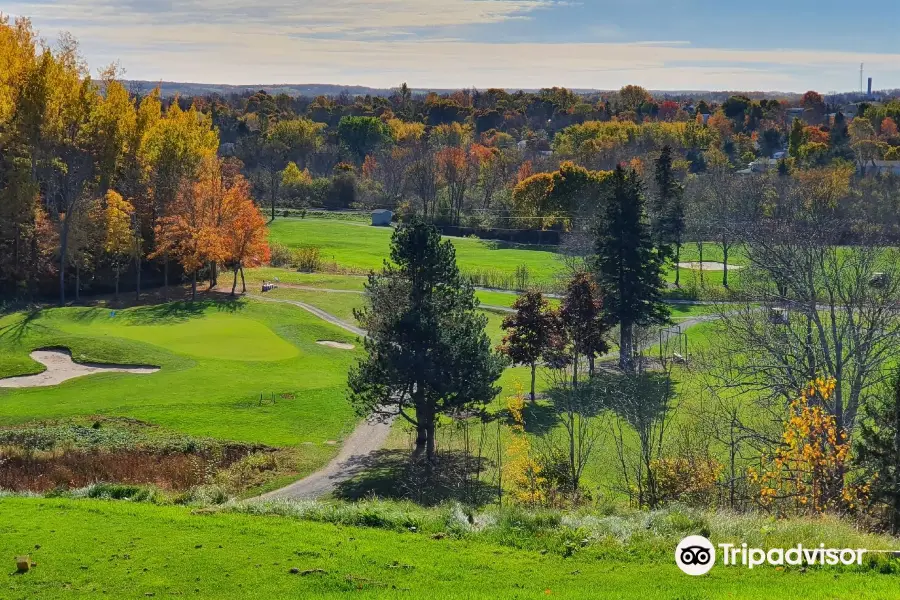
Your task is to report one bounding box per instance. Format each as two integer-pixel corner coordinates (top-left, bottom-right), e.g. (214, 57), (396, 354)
(592, 166), (669, 372)
(651, 146), (686, 287)
(348, 219), (504, 462)
(856, 374), (900, 533)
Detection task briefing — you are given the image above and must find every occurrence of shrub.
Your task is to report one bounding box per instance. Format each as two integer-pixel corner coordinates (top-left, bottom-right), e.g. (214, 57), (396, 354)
(293, 246), (322, 272)
(269, 243), (293, 267)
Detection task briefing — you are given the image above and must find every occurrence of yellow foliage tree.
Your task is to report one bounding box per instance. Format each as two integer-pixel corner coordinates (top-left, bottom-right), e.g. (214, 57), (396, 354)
(749, 378), (864, 516)
(104, 190), (136, 301)
(503, 383), (546, 506)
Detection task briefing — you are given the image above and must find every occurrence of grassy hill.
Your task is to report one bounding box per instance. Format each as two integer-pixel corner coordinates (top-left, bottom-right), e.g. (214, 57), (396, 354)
(2, 496), (898, 599)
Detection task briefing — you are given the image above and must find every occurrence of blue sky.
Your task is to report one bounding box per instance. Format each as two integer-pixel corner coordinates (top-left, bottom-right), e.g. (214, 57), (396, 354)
(6, 0), (900, 91)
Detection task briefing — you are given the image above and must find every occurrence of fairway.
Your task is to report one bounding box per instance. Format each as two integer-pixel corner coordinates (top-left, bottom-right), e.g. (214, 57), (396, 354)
(0, 301), (359, 447)
(269, 218), (562, 284)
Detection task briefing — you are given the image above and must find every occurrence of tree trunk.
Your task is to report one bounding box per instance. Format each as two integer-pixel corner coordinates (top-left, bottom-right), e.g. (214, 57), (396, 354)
(413, 388), (427, 457)
(675, 243), (681, 288)
(619, 320), (634, 372)
(240, 267), (246, 293)
(164, 253), (170, 300)
(426, 416), (437, 463)
(697, 242), (704, 286)
(722, 243), (729, 288)
(58, 219), (71, 306)
(135, 255), (141, 301)
(114, 267), (120, 302)
(75, 263), (80, 302)
(232, 267), (239, 295)
(894, 377), (900, 534)
(191, 271), (197, 302)
(530, 363), (537, 403)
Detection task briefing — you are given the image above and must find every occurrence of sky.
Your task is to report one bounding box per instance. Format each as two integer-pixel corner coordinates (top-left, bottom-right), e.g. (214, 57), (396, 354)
(6, 0), (900, 92)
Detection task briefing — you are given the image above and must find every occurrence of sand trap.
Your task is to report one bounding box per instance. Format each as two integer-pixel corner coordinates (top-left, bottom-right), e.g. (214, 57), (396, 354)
(0, 349), (160, 389)
(316, 340), (355, 350)
(678, 262), (744, 272)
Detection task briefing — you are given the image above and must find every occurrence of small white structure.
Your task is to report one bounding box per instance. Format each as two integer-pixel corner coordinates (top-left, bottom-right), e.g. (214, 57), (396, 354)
(371, 209), (393, 226)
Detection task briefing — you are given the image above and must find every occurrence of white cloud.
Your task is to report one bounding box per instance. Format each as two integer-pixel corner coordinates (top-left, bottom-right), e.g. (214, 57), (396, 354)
(6, 1), (900, 90)
(7, 0), (556, 36)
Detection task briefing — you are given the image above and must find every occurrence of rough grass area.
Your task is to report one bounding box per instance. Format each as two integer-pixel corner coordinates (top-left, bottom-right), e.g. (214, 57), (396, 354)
(2, 497), (899, 599)
(0, 300), (359, 448)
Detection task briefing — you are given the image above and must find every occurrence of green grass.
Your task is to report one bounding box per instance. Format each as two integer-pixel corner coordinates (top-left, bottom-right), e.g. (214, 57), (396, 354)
(268, 218), (562, 285)
(0, 300), (359, 448)
(2, 497), (899, 599)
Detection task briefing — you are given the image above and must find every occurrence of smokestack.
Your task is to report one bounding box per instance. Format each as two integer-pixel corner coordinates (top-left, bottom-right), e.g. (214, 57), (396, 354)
(868, 77), (873, 95)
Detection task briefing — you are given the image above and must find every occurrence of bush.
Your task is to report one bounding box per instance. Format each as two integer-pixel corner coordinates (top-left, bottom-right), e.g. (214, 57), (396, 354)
(293, 246), (322, 272)
(269, 243), (293, 267)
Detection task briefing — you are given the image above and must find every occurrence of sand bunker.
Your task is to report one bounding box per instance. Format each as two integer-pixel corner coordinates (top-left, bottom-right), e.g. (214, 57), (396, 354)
(0, 349), (160, 389)
(316, 340), (355, 350)
(678, 262), (745, 272)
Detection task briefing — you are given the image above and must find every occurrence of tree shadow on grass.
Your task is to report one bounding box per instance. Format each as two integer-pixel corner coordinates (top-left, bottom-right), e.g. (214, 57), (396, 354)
(333, 449), (498, 507)
(114, 299), (247, 325)
(0, 308), (43, 344)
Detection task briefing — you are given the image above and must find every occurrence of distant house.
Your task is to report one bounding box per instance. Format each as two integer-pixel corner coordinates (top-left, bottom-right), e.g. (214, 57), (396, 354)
(785, 107), (805, 122)
(371, 209), (393, 226)
(861, 161), (900, 176)
(750, 158), (780, 172)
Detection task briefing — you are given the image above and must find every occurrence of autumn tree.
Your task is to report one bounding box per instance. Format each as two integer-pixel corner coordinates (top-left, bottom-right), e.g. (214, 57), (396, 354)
(499, 291), (559, 402)
(151, 157), (226, 301)
(104, 190), (136, 301)
(558, 272), (609, 384)
(436, 146), (472, 224)
(749, 379), (859, 516)
(222, 176), (270, 294)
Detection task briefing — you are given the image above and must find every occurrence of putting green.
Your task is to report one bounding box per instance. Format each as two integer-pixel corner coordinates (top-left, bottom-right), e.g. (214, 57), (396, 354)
(0, 301), (359, 447)
(54, 312), (298, 362)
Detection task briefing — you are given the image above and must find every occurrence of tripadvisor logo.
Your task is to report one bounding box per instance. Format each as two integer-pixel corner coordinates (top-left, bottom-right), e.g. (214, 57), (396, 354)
(675, 535), (716, 576)
(675, 536), (868, 575)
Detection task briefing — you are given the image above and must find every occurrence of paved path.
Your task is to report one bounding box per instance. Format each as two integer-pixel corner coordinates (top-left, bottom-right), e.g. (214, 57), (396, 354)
(245, 293), (394, 500)
(245, 292), (723, 500)
(258, 413), (395, 501)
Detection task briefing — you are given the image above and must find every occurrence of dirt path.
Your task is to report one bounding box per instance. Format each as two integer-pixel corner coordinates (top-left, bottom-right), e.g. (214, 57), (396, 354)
(0, 349), (159, 388)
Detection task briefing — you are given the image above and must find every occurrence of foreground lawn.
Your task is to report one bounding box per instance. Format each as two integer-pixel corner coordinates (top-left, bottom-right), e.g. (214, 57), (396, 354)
(2, 497), (898, 599)
(0, 300), (359, 447)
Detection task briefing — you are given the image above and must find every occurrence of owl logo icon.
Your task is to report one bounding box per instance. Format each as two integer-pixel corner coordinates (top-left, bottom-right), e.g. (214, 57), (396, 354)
(675, 536), (716, 575)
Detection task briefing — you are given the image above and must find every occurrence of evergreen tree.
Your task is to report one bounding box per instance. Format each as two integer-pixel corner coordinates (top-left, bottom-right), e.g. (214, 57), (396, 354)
(856, 374), (900, 534)
(651, 146), (686, 287)
(348, 219), (504, 462)
(592, 166), (669, 372)
(788, 118), (805, 159)
(499, 291), (558, 402)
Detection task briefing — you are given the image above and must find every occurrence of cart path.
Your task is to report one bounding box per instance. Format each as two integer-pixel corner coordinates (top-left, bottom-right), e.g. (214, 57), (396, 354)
(244, 293), (721, 500)
(246, 293), (393, 500)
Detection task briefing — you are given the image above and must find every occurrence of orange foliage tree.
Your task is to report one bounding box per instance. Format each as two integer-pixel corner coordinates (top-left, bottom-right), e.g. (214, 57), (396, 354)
(222, 176), (270, 295)
(151, 158), (227, 300)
